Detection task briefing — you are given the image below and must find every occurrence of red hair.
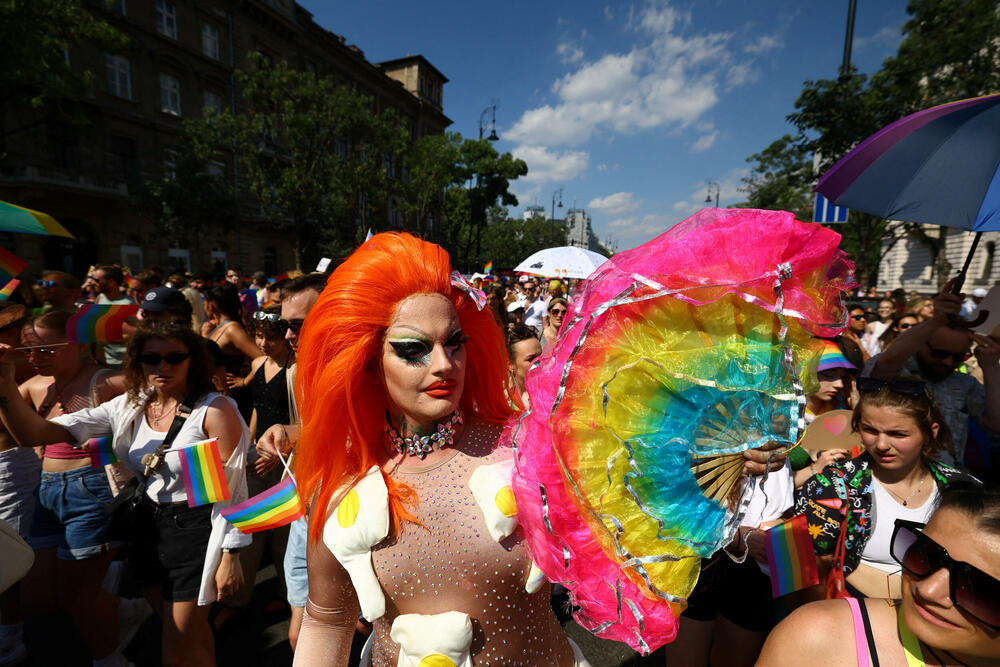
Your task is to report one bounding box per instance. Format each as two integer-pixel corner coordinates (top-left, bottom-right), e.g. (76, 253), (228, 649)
(295, 233), (517, 544)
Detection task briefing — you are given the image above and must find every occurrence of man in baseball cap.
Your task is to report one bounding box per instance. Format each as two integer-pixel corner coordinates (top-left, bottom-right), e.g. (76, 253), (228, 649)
(138, 286), (191, 325)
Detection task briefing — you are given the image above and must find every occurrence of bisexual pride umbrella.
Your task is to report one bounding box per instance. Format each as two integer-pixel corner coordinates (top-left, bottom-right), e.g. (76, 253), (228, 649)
(816, 93), (1000, 296)
(0, 201), (75, 238)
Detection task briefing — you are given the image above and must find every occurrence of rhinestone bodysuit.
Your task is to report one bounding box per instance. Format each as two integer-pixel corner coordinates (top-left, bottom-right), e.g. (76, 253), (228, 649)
(368, 419), (575, 666)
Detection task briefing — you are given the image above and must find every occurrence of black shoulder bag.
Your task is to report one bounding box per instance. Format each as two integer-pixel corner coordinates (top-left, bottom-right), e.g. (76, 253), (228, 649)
(106, 393), (199, 541)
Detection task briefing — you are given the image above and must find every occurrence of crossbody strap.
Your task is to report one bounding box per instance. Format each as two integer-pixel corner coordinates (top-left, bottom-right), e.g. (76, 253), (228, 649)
(140, 392), (200, 476)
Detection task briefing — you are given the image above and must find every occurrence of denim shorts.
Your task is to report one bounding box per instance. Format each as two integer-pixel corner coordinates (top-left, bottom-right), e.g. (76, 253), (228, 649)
(0, 447), (42, 539)
(28, 466), (117, 560)
(284, 516), (309, 607)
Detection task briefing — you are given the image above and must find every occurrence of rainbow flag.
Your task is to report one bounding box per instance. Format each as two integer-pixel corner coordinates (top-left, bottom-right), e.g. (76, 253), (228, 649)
(0, 278), (19, 302)
(221, 476), (303, 534)
(0, 247), (27, 283)
(178, 438), (231, 508)
(87, 436), (118, 468)
(484, 260), (493, 273)
(66, 304), (139, 343)
(765, 514), (819, 597)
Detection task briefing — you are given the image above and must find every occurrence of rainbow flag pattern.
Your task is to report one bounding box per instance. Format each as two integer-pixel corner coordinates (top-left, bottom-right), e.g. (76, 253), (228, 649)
(87, 436), (118, 468)
(66, 304), (139, 343)
(484, 260), (493, 273)
(765, 514), (820, 598)
(178, 438), (231, 508)
(0, 247), (27, 283)
(0, 278), (19, 302)
(221, 476), (303, 534)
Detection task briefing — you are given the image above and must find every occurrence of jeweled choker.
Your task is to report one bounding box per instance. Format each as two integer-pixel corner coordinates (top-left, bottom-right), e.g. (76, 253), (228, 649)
(385, 410), (464, 459)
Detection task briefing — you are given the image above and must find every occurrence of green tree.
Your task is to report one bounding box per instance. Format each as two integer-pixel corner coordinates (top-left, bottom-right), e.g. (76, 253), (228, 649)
(478, 209), (569, 270)
(734, 134), (814, 219)
(401, 132), (463, 237)
(0, 0), (126, 137)
(184, 53), (408, 268)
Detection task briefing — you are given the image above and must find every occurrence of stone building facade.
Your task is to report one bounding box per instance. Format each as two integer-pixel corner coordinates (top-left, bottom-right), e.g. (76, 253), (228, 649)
(0, 0), (450, 280)
(876, 226), (1000, 294)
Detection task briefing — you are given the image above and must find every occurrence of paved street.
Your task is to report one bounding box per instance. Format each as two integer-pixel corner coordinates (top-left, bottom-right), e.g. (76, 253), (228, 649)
(20, 563), (664, 666)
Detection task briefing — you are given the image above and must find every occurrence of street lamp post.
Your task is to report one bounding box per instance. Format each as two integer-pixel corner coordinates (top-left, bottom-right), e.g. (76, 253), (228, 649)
(705, 180), (720, 208)
(551, 187), (564, 222)
(479, 103), (499, 142)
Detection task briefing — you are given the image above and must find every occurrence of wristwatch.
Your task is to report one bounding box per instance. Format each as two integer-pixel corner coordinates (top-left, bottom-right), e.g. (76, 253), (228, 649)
(222, 547), (242, 554)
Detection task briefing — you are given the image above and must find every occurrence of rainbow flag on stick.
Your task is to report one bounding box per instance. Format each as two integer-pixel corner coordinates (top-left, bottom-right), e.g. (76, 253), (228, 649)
(0, 278), (19, 302)
(484, 260), (493, 273)
(765, 514), (819, 598)
(87, 436), (118, 468)
(221, 476), (303, 534)
(0, 247), (27, 283)
(178, 438), (231, 508)
(66, 304), (139, 343)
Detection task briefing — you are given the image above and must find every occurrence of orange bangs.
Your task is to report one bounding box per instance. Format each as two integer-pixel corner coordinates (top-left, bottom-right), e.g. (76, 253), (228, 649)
(294, 233), (517, 544)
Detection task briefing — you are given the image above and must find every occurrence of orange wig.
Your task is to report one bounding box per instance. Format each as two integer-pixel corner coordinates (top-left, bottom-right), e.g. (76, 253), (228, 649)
(295, 233), (517, 543)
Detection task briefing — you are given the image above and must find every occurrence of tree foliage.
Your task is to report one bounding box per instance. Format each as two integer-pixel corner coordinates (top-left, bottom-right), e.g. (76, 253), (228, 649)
(477, 208), (569, 271)
(741, 0), (1000, 286)
(0, 0), (126, 127)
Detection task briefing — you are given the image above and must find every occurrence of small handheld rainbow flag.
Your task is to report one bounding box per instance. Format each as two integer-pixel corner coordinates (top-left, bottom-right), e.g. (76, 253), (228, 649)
(87, 436), (118, 468)
(221, 476), (303, 534)
(66, 304), (139, 343)
(765, 514), (819, 598)
(0, 278), (20, 302)
(0, 247), (27, 283)
(484, 260), (493, 273)
(178, 438), (231, 508)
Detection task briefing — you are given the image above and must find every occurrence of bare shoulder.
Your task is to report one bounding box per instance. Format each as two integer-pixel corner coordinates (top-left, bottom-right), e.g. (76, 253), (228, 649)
(19, 374), (50, 403)
(757, 600), (855, 666)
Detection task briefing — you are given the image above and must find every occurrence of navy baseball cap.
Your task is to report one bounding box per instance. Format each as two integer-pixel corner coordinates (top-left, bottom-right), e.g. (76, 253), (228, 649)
(141, 286), (185, 312)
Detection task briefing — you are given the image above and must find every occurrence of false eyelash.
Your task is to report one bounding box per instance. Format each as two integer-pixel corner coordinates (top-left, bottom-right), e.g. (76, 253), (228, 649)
(389, 340), (432, 363)
(446, 331), (469, 347)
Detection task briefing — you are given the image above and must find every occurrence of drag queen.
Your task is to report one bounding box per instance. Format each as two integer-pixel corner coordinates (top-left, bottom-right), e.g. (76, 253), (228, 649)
(291, 233), (586, 666)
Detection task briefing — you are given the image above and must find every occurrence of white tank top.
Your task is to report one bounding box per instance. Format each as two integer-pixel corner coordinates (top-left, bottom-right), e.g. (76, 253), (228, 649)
(862, 477), (939, 573)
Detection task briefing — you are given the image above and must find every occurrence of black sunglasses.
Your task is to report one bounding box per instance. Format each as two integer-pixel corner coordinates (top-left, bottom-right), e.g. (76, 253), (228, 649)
(35, 280), (59, 287)
(851, 314), (867, 321)
(898, 322), (914, 330)
(139, 351), (191, 366)
(856, 376), (926, 396)
(925, 343), (971, 362)
(279, 319), (304, 335)
(891, 519), (1000, 629)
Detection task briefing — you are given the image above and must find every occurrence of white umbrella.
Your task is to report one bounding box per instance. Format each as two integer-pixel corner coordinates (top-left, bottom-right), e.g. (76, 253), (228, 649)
(513, 246), (609, 279)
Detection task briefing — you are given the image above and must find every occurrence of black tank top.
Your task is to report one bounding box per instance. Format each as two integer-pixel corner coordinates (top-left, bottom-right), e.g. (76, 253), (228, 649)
(250, 363), (290, 436)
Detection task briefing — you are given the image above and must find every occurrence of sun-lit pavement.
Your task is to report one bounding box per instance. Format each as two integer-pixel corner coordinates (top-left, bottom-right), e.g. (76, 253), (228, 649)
(22, 563), (663, 666)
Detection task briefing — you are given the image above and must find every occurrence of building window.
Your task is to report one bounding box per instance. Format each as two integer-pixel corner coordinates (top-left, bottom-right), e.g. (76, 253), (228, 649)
(163, 147), (179, 180)
(112, 0), (126, 15)
(168, 247), (190, 272)
(207, 160), (225, 179)
(48, 122), (80, 170)
(263, 247), (277, 276)
(203, 90), (223, 114)
(335, 136), (348, 160)
(202, 24), (220, 60)
(105, 54), (131, 99)
(110, 135), (139, 184)
(121, 245), (143, 270)
(155, 0), (177, 39)
(160, 73), (181, 116)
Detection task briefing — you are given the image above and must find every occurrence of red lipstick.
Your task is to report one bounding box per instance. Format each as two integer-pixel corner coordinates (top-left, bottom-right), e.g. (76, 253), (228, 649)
(423, 380), (456, 398)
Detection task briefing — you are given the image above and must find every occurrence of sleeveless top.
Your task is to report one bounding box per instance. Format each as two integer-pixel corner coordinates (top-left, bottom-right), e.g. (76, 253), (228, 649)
(250, 363), (289, 437)
(365, 420), (574, 667)
(41, 368), (113, 459)
(846, 598), (926, 667)
(208, 320), (249, 375)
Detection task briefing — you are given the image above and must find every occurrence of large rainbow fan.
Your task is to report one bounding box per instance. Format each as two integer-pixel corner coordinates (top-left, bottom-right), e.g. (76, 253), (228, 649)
(507, 209), (853, 653)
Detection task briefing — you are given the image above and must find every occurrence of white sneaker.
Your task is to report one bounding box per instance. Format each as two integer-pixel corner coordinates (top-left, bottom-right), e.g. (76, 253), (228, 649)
(117, 597), (153, 652)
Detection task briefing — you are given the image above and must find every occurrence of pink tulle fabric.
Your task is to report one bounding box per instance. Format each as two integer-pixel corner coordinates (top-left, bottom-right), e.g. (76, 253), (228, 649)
(506, 209), (854, 653)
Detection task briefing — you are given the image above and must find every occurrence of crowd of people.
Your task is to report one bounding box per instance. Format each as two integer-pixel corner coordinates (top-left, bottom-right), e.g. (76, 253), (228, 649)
(0, 243), (997, 667)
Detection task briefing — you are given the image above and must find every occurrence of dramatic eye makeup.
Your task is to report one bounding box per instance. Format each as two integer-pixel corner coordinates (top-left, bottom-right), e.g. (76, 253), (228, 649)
(389, 338), (432, 366)
(445, 329), (469, 349)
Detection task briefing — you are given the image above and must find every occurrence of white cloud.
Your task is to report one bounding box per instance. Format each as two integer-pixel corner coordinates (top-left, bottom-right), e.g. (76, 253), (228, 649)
(855, 25), (902, 51)
(507, 3), (756, 149)
(512, 145), (590, 183)
(603, 213), (680, 247)
(744, 34), (781, 54)
(603, 5), (614, 21)
(588, 191), (641, 215)
(596, 163), (608, 172)
(556, 41), (584, 64)
(691, 131), (718, 152)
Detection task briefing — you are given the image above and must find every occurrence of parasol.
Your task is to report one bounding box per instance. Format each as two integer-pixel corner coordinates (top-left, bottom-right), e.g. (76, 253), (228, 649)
(816, 93), (1000, 307)
(513, 246), (608, 279)
(0, 201), (75, 238)
(507, 208), (854, 652)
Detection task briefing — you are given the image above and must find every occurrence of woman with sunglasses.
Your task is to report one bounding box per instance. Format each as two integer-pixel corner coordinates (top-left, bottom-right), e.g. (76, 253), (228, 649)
(843, 307), (872, 363)
(875, 313), (920, 354)
(759, 483), (1000, 666)
(795, 376), (978, 600)
(539, 297), (568, 351)
(0, 321), (251, 667)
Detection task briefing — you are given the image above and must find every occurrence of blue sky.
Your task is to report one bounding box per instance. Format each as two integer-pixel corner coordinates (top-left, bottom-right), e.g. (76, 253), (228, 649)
(300, 1), (909, 251)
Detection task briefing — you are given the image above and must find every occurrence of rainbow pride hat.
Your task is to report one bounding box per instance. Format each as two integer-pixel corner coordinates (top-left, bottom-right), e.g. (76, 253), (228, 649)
(816, 340), (856, 372)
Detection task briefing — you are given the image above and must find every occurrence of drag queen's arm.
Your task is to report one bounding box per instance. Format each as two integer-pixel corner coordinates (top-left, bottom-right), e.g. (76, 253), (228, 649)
(293, 531), (361, 667)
